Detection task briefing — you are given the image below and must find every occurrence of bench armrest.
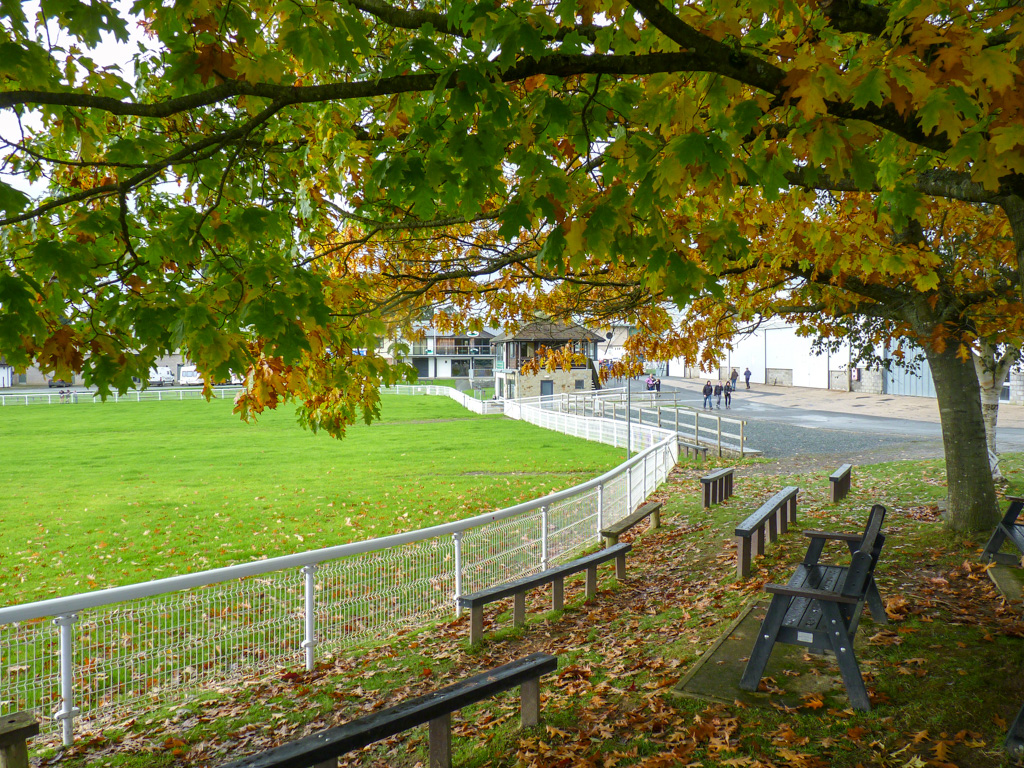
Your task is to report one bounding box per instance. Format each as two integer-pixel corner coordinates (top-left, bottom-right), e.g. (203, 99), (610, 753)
(764, 583), (860, 604)
(802, 530), (863, 542)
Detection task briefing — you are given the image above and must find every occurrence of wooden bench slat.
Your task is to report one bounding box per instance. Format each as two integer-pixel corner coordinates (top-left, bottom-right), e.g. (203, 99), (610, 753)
(735, 487), (798, 536)
(457, 543), (630, 607)
(829, 464), (853, 481)
(601, 502), (662, 542)
(220, 653), (558, 768)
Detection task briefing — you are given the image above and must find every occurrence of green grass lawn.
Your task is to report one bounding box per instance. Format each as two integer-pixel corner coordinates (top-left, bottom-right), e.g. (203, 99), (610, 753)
(0, 395), (624, 605)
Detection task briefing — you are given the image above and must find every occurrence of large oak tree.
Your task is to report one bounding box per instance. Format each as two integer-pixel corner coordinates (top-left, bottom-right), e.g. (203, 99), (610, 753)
(1, 0), (1023, 530)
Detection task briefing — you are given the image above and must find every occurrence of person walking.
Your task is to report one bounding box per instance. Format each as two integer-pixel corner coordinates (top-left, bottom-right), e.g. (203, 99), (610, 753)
(724, 380), (732, 408)
(730, 368), (739, 389)
(655, 378), (661, 393)
(714, 380), (723, 409)
(702, 380), (713, 409)
(744, 367), (752, 389)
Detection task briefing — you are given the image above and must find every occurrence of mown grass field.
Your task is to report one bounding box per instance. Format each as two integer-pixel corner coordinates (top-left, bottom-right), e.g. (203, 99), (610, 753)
(43, 452), (1024, 768)
(0, 395), (624, 605)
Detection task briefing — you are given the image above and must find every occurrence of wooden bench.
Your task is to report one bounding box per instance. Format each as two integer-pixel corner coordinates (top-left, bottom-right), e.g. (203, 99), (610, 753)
(980, 496), (1024, 564)
(829, 463), (853, 502)
(457, 543), (631, 645)
(220, 653), (557, 768)
(0, 712), (39, 768)
(740, 504), (887, 711)
(1005, 701), (1024, 754)
(700, 467), (735, 508)
(734, 486), (799, 578)
(601, 501), (662, 547)
(679, 440), (709, 460)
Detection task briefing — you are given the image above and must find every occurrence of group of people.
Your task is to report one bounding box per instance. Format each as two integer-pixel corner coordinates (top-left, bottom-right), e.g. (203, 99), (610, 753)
(702, 367), (751, 409)
(645, 375), (662, 392)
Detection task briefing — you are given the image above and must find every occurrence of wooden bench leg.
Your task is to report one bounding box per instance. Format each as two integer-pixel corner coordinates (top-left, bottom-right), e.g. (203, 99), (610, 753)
(725, 474), (733, 500)
(703, 484), (711, 509)
(789, 497), (798, 525)
(865, 578), (888, 625)
(778, 504), (788, 535)
(586, 565), (597, 599)
(823, 604), (871, 711)
(650, 507), (661, 530)
(754, 525), (765, 557)
(552, 576), (564, 611)
(0, 739), (32, 768)
(615, 550), (627, 580)
(603, 533), (619, 548)
(521, 676), (541, 728)
(829, 480), (838, 504)
(313, 759), (336, 768)
(429, 712), (452, 768)
(470, 605), (484, 645)
(513, 592), (527, 628)
(737, 536), (751, 578)
(767, 510), (778, 542)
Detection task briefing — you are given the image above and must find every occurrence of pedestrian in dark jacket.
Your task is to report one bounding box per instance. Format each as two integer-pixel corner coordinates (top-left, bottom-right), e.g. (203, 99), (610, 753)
(714, 381), (723, 409)
(744, 367), (752, 389)
(724, 380), (732, 408)
(702, 381), (713, 409)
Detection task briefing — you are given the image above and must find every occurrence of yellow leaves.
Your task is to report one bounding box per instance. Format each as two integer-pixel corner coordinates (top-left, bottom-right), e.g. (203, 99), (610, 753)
(782, 69), (829, 120)
(563, 218), (586, 256)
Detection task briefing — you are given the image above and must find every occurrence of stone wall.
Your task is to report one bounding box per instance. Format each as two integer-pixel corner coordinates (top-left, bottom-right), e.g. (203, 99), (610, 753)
(849, 367), (885, 394)
(764, 368), (793, 387)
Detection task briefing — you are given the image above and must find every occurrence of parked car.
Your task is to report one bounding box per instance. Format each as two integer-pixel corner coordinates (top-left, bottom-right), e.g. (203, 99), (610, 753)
(178, 365), (203, 386)
(47, 377), (73, 388)
(147, 366), (175, 386)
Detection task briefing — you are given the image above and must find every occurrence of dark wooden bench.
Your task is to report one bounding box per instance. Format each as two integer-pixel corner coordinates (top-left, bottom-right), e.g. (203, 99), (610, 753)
(1005, 701), (1024, 753)
(734, 486), (799, 578)
(739, 504), (887, 711)
(0, 712), (39, 768)
(601, 501), (662, 547)
(220, 653), (557, 768)
(679, 440), (709, 460)
(458, 543), (631, 644)
(980, 496), (1024, 564)
(700, 467), (735, 508)
(829, 463), (853, 502)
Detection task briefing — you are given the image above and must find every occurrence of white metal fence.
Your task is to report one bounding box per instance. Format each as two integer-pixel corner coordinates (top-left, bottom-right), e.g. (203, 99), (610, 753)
(0, 394), (676, 746)
(382, 384), (503, 415)
(0, 387), (244, 406)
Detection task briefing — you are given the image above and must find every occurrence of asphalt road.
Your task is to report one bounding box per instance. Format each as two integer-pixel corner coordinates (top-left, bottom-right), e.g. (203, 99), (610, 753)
(616, 378), (1024, 460)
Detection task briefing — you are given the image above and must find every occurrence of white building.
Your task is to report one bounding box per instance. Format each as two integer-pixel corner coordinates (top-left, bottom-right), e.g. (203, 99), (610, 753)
(670, 321), (1024, 404)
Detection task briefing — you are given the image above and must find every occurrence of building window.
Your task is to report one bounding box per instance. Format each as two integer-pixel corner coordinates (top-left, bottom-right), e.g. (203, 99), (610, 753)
(451, 359), (471, 377)
(575, 379), (585, 390)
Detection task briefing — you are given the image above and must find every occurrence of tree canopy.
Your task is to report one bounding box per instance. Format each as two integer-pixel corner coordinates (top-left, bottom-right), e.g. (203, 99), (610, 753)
(2, 0), (1024, 528)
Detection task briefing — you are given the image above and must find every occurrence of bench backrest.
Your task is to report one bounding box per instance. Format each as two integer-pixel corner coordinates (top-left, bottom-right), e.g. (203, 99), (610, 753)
(701, 467), (733, 483)
(829, 463), (853, 481)
(841, 504), (886, 599)
(735, 486), (798, 536)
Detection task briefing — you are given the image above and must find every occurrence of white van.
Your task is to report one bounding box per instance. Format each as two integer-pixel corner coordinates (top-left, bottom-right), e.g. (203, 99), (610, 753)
(178, 365), (203, 386)
(147, 366), (175, 386)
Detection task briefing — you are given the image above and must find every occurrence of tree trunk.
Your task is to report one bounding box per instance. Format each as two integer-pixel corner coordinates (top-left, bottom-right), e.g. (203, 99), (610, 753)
(972, 341), (1019, 482)
(925, 342), (1000, 532)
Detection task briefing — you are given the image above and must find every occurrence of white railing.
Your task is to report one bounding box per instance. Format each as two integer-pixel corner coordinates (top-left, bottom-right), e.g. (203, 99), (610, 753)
(555, 391), (748, 456)
(0, 387), (243, 406)
(0, 392), (676, 746)
(382, 384), (503, 415)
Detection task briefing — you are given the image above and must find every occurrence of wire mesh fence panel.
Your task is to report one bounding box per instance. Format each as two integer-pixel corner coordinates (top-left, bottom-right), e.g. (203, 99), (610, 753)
(546, 489), (601, 563)
(0, 620), (60, 716)
(459, 512), (545, 595)
(316, 537), (456, 653)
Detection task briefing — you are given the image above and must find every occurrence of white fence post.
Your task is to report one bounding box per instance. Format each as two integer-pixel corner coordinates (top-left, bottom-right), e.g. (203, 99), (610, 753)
(301, 565), (317, 671)
(596, 483), (604, 540)
(453, 531), (464, 617)
(540, 506), (549, 570)
(54, 613), (79, 747)
(626, 465), (633, 514)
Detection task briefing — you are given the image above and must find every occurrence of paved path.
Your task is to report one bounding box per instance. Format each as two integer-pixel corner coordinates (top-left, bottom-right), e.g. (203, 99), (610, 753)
(619, 377), (1024, 460)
